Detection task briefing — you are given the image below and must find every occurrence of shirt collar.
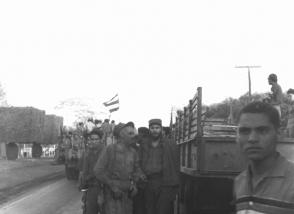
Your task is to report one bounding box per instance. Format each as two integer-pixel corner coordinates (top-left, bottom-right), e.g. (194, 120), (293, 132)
(148, 138), (163, 148)
(265, 154), (288, 177)
(241, 153), (287, 179)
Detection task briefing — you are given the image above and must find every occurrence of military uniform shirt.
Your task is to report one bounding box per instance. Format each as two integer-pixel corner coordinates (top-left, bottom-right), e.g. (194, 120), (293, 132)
(142, 142), (163, 175)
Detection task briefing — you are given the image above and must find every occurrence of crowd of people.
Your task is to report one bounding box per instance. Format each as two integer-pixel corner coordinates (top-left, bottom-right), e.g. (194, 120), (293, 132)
(79, 118), (179, 214)
(77, 73), (294, 214)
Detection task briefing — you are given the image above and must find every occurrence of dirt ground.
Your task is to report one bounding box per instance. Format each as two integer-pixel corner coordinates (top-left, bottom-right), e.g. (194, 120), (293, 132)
(0, 158), (64, 190)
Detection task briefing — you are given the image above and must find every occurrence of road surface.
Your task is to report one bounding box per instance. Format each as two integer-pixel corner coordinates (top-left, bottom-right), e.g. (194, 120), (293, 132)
(0, 179), (82, 214)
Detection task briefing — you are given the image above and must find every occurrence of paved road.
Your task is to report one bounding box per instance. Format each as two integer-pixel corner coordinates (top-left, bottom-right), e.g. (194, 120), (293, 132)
(0, 179), (82, 214)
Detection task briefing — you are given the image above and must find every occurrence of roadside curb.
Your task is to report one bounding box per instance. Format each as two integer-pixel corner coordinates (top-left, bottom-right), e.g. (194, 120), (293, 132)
(0, 171), (65, 205)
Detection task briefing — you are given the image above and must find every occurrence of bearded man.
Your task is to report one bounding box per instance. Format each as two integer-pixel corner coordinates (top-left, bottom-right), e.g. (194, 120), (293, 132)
(139, 119), (180, 214)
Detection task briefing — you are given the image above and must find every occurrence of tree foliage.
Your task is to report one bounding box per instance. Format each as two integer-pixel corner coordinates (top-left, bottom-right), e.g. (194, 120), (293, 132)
(54, 97), (108, 126)
(206, 92), (294, 127)
(0, 83), (5, 99)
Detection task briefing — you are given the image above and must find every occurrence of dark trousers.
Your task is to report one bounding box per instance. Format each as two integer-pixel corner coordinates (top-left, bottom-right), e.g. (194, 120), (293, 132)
(133, 187), (145, 214)
(144, 176), (177, 214)
(85, 186), (100, 214)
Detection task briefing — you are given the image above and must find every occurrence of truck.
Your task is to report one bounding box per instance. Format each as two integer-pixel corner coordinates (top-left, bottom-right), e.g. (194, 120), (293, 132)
(0, 107), (64, 159)
(0, 107), (45, 159)
(174, 87), (294, 214)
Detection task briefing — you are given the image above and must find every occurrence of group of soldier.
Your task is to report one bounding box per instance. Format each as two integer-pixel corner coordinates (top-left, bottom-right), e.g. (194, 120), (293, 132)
(79, 118), (179, 214)
(76, 73), (294, 214)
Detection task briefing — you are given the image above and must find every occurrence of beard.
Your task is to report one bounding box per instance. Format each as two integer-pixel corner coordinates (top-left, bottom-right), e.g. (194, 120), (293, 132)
(151, 133), (161, 141)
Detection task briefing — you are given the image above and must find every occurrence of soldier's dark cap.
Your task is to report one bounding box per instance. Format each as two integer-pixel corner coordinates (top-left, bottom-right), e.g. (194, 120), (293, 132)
(125, 121), (135, 128)
(149, 119), (162, 127)
(113, 123), (126, 137)
(89, 128), (103, 138)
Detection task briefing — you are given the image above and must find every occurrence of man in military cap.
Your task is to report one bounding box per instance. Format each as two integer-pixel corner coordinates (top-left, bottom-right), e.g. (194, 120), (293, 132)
(94, 122), (145, 214)
(81, 128), (105, 214)
(139, 119), (180, 214)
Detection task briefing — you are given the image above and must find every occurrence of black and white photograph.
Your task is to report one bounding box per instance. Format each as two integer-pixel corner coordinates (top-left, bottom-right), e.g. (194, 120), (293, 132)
(1, 0), (294, 214)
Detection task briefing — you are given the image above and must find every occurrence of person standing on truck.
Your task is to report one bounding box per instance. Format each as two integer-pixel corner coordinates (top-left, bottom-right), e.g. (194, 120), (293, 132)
(235, 101), (294, 213)
(80, 128), (105, 214)
(94, 122), (145, 214)
(267, 73), (283, 117)
(139, 119), (180, 214)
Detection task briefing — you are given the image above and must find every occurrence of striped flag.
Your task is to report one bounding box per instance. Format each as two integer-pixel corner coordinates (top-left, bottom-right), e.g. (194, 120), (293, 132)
(103, 94), (119, 113)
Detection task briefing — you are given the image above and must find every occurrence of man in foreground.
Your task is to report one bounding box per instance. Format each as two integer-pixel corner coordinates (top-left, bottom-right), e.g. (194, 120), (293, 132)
(139, 119), (180, 214)
(235, 101), (294, 213)
(94, 122), (144, 214)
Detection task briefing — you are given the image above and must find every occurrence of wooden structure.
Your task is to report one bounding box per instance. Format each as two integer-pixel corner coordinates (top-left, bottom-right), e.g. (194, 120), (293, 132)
(174, 87), (242, 176)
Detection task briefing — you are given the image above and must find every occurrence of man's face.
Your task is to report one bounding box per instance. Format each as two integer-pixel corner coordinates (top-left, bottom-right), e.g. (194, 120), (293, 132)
(88, 134), (101, 148)
(149, 124), (162, 139)
(237, 113), (278, 162)
(64, 138), (71, 145)
(268, 78), (273, 85)
(119, 126), (136, 144)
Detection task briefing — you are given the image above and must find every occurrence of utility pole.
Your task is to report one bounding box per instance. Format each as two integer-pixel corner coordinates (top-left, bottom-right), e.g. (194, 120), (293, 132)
(235, 65), (261, 102)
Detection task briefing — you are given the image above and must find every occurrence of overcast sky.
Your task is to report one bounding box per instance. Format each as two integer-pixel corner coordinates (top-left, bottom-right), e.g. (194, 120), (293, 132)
(1, 0), (294, 127)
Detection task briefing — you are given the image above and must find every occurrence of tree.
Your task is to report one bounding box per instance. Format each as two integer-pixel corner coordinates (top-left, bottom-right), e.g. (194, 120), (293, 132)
(206, 92), (294, 127)
(54, 97), (108, 126)
(0, 83), (8, 107)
